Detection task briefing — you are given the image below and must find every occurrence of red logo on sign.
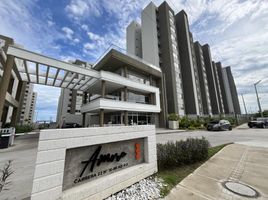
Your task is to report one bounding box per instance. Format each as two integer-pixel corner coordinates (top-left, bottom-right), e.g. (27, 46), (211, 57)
(135, 143), (141, 160)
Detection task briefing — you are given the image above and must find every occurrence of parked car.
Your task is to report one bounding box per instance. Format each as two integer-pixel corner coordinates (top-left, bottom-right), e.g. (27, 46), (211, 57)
(207, 120), (232, 131)
(248, 120), (267, 128)
(62, 123), (82, 129)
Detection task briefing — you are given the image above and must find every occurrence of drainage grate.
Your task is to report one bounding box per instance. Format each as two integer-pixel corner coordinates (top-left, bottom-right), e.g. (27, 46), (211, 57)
(223, 181), (259, 198)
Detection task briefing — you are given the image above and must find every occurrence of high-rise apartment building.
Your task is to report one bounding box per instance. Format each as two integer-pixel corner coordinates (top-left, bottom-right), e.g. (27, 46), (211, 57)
(127, 1), (242, 119)
(215, 62), (229, 114)
(157, 2), (184, 116)
(190, 32), (203, 115)
(175, 10), (201, 116)
(18, 83), (37, 124)
(127, 1), (185, 116)
(29, 92), (37, 122)
(126, 21), (142, 58)
(141, 2), (160, 68)
(222, 66), (241, 114)
(212, 61), (225, 114)
(56, 88), (83, 125)
(202, 44), (220, 114)
(194, 41), (212, 115)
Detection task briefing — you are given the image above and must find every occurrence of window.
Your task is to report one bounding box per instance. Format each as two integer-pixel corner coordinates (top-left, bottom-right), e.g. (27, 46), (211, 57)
(169, 10), (173, 17)
(128, 92), (150, 104)
(170, 26), (176, 36)
(171, 34), (176, 42)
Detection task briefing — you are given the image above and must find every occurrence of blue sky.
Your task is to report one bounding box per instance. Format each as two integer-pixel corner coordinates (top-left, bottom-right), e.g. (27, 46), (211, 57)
(0, 0), (267, 120)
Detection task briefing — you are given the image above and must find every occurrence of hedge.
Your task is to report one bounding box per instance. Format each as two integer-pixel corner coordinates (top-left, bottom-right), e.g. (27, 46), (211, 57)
(15, 124), (34, 133)
(157, 137), (210, 170)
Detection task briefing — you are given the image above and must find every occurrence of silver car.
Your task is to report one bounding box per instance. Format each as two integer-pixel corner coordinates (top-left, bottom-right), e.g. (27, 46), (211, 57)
(207, 120), (232, 131)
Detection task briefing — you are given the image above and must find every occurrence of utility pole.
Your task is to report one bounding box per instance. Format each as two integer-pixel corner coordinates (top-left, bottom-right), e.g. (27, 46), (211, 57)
(241, 94), (248, 116)
(35, 111), (38, 122)
(254, 80), (263, 117)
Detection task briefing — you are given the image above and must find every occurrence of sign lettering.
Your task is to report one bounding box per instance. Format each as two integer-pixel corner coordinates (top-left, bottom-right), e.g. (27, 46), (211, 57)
(80, 145), (127, 177)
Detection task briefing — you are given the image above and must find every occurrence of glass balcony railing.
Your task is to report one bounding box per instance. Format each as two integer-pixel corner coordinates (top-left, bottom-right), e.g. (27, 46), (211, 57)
(85, 95), (153, 105)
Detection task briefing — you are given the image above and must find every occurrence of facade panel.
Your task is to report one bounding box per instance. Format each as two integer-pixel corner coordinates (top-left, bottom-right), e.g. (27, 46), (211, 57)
(19, 83), (37, 124)
(222, 68), (235, 113)
(224, 66), (241, 114)
(126, 21), (142, 58)
(175, 11), (200, 115)
(202, 44), (220, 114)
(194, 41), (212, 115)
(157, 2), (184, 116)
(212, 61), (225, 114)
(216, 62), (229, 114)
(141, 2), (159, 67)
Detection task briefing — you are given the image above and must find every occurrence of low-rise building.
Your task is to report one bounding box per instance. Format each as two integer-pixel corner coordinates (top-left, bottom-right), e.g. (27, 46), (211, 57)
(81, 49), (162, 127)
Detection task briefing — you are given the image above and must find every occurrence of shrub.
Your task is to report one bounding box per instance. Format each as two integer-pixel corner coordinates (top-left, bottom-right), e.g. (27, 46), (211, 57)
(157, 137), (210, 170)
(168, 113), (179, 121)
(225, 117), (236, 125)
(179, 116), (191, 129)
(202, 117), (212, 127)
(188, 126), (196, 130)
(15, 124), (34, 133)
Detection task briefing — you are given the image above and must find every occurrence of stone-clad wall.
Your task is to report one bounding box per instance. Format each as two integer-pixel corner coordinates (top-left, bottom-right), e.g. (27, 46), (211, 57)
(31, 125), (157, 200)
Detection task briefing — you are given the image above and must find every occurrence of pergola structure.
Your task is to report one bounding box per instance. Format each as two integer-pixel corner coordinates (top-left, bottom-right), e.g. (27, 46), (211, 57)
(0, 44), (102, 126)
(7, 45), (100, 91)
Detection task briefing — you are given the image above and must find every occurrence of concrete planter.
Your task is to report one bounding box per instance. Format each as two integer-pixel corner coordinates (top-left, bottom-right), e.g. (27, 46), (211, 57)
(168, 121), (179, 130)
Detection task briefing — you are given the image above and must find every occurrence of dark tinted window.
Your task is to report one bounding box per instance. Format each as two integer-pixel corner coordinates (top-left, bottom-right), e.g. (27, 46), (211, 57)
(210, 120), (219, 124)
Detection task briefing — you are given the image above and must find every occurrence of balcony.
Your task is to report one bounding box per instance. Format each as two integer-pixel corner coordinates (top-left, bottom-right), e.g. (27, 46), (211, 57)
(81, 97), (160, 113)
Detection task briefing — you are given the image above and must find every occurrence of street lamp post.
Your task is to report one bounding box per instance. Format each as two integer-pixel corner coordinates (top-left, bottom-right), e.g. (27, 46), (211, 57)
(254, 80), (263, 117)
(241, 94), (248, 116)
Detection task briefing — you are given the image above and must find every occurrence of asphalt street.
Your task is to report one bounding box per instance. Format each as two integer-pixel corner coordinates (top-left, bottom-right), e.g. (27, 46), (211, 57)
(157, 124), (268, 147)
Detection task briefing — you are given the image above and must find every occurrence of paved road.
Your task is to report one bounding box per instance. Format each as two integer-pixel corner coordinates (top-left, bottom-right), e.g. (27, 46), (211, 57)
(157, 124), (268, 147)
(0, 134), (38, 200)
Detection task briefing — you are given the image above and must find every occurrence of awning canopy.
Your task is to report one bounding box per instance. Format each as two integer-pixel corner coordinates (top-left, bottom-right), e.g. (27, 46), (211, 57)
(93, 49), (162, 78)
(6, 45), (101, 91)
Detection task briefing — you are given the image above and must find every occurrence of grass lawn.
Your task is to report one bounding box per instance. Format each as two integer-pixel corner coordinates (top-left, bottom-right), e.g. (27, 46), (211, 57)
(157, 143), (230, 196)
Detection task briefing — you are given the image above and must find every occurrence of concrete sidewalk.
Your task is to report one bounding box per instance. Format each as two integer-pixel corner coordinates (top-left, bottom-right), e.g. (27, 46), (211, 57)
(165, 143), (268, 200)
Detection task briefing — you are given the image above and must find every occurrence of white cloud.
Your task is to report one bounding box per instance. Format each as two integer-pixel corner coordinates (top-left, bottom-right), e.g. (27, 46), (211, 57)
(66, 0), (143, 53)
(47, 20), (55, 27)
(62, 27), (74, 39)
(81, 24), (89, 31)
(62, 26), (80, 44)
(0, 0), (63, 54)
(65, 0), (102, 20)
(87, 32), (102, 41)
(73, 38), (80, 43)
(83, 43), (96, 50)
(82, 31), (126, 59)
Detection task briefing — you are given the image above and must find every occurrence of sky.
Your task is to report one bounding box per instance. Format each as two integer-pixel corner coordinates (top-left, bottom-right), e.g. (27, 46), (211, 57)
(0, 0), (267, 121)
